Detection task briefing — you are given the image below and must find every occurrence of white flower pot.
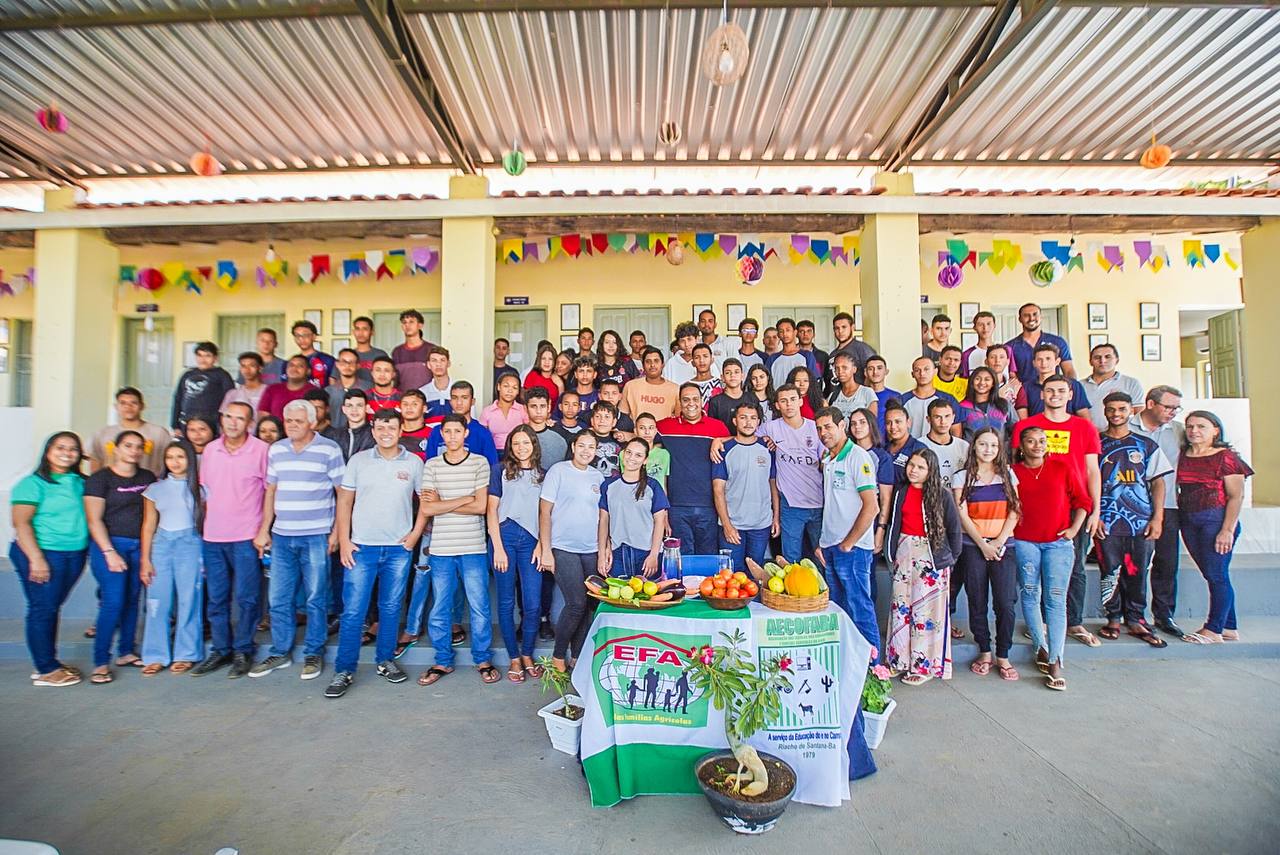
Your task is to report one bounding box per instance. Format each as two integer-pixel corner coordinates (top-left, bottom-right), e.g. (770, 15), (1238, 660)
(538, 694), (584, 756)
(862, 698), (896, 750)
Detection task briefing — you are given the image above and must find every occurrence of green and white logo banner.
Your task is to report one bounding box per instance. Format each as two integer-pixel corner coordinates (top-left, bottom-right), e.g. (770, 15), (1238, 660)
(572, 600), (870, 808)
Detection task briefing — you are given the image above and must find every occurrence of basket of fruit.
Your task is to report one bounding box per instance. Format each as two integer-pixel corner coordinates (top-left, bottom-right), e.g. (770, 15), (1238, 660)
(585, 574), (686, 609)
(697, 569), (759, 610)
(746, 557), (829, 613)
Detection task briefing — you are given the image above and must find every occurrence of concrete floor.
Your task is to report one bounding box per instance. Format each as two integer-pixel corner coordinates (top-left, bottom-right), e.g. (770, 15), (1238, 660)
(0, 653), (1276, 855)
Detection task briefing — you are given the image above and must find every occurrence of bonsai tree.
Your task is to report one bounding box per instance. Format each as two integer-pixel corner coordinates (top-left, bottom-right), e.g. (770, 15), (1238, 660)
(687, 629), (792, 797)
(536, 655), (582, 719)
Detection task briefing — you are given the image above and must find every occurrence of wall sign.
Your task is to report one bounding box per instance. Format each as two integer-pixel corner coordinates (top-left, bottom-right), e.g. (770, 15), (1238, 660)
(504, 296), (530, 306)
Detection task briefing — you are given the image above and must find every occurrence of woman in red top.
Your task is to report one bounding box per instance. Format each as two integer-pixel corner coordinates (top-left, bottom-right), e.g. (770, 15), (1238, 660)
(1177, 410), (1253, 644)
(785, 365), (825, 420)
(1012, 426), (1090, 691)
(880, 449), (963, 685)
(523, 346), (563, 408)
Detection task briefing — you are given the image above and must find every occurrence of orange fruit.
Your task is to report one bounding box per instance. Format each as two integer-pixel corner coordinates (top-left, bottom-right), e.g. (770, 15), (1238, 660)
(699, 579), (715, 597)
(732, 571), (749, 585)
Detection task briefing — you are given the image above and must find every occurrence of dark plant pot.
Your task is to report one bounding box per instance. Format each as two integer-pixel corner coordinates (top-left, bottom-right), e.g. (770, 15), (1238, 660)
(695, 751), (796, 834)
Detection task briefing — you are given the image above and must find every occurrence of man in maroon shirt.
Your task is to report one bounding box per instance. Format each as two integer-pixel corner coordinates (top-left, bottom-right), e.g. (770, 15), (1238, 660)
(1013, 375), (1102, 646)
(259, 355), (311, 421)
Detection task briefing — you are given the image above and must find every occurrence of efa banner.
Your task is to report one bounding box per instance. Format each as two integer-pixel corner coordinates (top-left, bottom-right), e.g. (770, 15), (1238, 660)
(572, 600), (869, 808)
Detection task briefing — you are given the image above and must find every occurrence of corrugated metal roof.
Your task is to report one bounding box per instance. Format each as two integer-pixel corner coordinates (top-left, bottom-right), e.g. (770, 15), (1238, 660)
(0, 11), (452, 179)
(918, 4), (1280, 163)
(406, 4), (993, 165)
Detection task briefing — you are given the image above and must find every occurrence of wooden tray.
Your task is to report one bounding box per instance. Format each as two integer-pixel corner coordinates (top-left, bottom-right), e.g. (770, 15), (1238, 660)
(586, 588), (686, 610)
(746, 557), (831, 613)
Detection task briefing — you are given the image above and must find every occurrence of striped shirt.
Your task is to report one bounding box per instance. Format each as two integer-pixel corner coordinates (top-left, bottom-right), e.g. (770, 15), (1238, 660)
(422, 451), (490, 556)
(266, 434), (345, 536)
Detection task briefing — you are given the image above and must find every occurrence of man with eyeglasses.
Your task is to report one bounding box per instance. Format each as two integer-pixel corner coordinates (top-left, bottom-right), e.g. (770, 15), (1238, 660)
(735, 318), (765, 372)
(1129, 385), (1187, 638)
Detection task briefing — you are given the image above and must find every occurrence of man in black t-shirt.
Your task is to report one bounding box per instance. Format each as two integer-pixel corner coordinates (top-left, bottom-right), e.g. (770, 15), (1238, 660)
(172, 341), (235, 432)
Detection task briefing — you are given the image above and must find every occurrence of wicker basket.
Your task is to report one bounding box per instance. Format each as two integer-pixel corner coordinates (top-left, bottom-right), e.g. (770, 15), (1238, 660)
(746, 558), (831, 613)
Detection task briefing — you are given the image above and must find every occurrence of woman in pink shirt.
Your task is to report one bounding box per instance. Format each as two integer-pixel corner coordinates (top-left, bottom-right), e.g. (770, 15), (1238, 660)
(480, 373), (529, 452)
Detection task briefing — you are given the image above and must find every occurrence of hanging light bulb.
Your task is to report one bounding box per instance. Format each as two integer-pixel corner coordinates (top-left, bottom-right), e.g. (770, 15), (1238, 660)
(701, 2), (748, 86)
(717, 45), (735, 77)
(143, 314), (155, 332)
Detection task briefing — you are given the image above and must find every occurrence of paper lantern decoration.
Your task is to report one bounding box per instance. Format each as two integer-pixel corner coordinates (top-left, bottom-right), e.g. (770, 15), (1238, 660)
(502, 147), (527, 176)
(1140, 140), (1172, 170)
(36, 102), (68, 133)
(701, 21), (749, 86)
(1028, 259), (1062, 287)
(736, 254), (764, 286)
(189, 146), (222, 177)
(938, 262), (963, 289)
(666, 239), (685, 266)
(658, 120), (681, 147)
(136, 268), (165, 291)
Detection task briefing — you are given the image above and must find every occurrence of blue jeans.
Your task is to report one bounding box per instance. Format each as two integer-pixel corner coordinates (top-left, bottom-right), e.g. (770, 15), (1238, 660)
(142, 528), (204, 665)
(494, 520), (542, 659)
(428, 553), (493, 668)
(610, 543), (656, 578)
(779, 494), (822, 563)
(1015, 538), (1074, 665)
(335, 544), (414, 673)
(202, 539), (262, 656)
(90, 536), (143, 667)
(268, 533), (331, 658)
(823, 545), (880, 662)
(668, 505), (719, 556)
(405, 566), (432, 636)
(1181, 507), (1240, 634)
(719, 527), (772, 571)
(9, 542), (87, 675)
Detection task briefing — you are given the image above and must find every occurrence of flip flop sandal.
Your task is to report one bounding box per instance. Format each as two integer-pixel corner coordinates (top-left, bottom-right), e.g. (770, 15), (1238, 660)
(901, 674), (934, 687)
(1098, 625), (1122, 640)
(507, 667), (525, 683)
(1045, 675), (1067, 692)
(1127, 627), (1169, 648)
(998, 663), (1020, 681)
(950, 626), (966, 640)
(90, 671), (114, 685)
(524, 664), (544, 679)
(1181, 632), (1221, 645)
(1068, 629), (1102, 648)
(970, 659), (993, 676)
(393, 638), (418, 659)
(141, 663), (165, 676)
(418, 666), (454, 686)
(361, 630), (377, 646)
(170, 661), (193, 673)
(451, 628), (467, 647)
(477, 665), (501, 684)
(83, 626), (97, 638)
(115, 656), (144, 668)
(1034, 651), (1051, 674)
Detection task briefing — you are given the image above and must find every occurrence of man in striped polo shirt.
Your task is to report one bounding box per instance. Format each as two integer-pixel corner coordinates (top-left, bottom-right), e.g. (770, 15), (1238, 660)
(250, 399), (345, 681)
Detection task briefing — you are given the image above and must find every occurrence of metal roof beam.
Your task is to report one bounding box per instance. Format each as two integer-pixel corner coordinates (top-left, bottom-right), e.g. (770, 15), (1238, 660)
(882, 0), (1057, 172)
(0, 3), (361, 32)
(0, 136), (85, 189)
(354, 0), (476, 173)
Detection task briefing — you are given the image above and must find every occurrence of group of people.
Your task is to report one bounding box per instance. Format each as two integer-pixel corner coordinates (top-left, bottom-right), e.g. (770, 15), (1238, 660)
(9, 303), (1251, 696)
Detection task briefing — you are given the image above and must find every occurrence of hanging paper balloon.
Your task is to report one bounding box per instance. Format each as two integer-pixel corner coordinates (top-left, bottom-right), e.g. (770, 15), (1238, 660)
(1140, 142), (1172, 170)
(736, 254), (764, 286)
(502, 148), (527, 176)
(36, 102), (68, 133)
(136, 268), (165, 291)
(666, 239), (685, 266)
(938, 262), (963, 289)
(658, 120), (681, 147)
(1028, 259), (1061, 287)
(189, 147), (222, 177)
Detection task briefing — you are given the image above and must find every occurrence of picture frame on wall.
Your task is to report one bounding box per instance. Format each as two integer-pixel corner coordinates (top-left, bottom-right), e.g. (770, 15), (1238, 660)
(1140, 302), (1160, 329)
(961, 332), (978, 351)
(1141, 333), (1162, 361)
(560, 334), (578, 352)
(0, 345), (8, 374)
(1089, 333), (1110, 351)
(332, 309), (352, 336)
(853, 304), (863, 331)
(560, 303), (580, 331)
(303, 309), (323, 334)
(959, 302), (979, 328)
(331, 337), (351, 353)
(727, 303), (748, 330)
(0, 318), (9, 345)
(1087, 303), (1108, 330)
(692, 304), (712, 322)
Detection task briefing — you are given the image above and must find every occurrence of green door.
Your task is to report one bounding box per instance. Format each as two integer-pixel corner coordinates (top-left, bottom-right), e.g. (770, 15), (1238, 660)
(494, 308), (548, 374)
(762, 306), (838, 350)
(592, 306), (672, 354)
(122, 317), (176, 423)
(12, 319), (32, 406)
(217, 313), (286, 363)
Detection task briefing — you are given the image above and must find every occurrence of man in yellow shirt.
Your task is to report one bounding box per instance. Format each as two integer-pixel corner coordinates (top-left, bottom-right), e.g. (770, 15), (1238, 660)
(933, 345), (968, 400)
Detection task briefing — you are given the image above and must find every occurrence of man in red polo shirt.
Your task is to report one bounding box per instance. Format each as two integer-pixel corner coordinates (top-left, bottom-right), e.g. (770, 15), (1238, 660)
(1013, 375), (1102, 647)
(656, 383), (729, 555)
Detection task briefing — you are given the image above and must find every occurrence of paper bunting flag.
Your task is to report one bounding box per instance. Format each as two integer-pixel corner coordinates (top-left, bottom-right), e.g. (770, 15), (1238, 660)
(386, 250), (406, 277)
(810, 239), (830, 263)
(831, 248), (847, 264)
(1040, 240), (1073, 266)
(216, 260), (237, 291)
(946, 238), (977, 269)
(196, 266), (212, 283)
(522, 242), (540, 263)
(119, 265), (137, 284)
(978, 251), (993, 268)
(1223, 249), (1240, 271)
(633, 234), (651, 253)
(1204, 244), (1221, 264)
(649, 234), (666, 256)
(411, 246), (438, 274)
(0, 271), (11, 297)
(693, 233), (718, 260)
(562, 235), (582, 258)
(607, 233), (628, 253)
(547, 236), (564, 260)
(718, 234), (737, 256)
(1092, 243), (1124, 273)
(502, 239), (523, 264)
(364, 250), (383, 273)
(843, 235), (860, 265)
(341, 257), (365, 282)
(160, 262), (186, 287)
(1183, 240), (1205, 268)
(1134, 240), (1153, 269)
(311, 254), (331, 281)
(181, 271), (201, 295)
(590, 234), (608, 255)
(988, 239), (1022, 274)
(298, 261), (314, 285)
(0, 268), (33, 297)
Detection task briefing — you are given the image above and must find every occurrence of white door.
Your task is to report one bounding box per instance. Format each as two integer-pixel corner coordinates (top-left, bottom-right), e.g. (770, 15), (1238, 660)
(494, 309), (548, 374)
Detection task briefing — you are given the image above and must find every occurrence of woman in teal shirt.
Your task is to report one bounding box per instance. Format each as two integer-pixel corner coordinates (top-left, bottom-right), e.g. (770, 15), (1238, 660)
(9, 432), (90, 687)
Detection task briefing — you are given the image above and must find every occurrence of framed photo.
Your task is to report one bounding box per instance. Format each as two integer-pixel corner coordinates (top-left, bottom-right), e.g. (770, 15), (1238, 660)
(727, 303), (748, 330)
(182, 341), (200, 368)
(560, 334), (578, 352)
(960, 302), (979, 328)
(0, 318), (9, 345)
(560, 303), (580, 331)
(332, 309), (352, 336)
(853, 304), (863, 331)
(1088, 333), (1110, 351)
(331, 337), (351, 353)
(1087, 303), (1108, 330)
(692, 304), (712, 322)
(303, 309), (323, 334)
(0, 345), (7, 373)
(1141, 333), (1162, 361)
(960, 332), (978, 351)
(1139, 302), (1160, 329)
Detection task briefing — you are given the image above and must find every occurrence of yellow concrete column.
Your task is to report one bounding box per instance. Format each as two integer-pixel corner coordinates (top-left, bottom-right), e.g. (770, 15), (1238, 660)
(32, 188), (120, 442)
(861, 172), (921, 390)
(1241, 218), (1280, 504)
(441, 175), (496, 403)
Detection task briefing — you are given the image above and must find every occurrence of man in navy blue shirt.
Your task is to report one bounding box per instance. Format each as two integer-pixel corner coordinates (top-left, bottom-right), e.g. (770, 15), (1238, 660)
(656, 383), (730, 555)
(1005, 302), (1075, 382)
(422, 381), (498, 464)
(864, 355), (900, 436)
(1015, 343), (1092, 419)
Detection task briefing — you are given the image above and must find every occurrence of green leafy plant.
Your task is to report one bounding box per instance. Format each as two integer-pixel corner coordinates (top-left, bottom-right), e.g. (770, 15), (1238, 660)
(861, 663), (894, 715)
(686, 629), (792, 796)
(536, 656), (582, 719)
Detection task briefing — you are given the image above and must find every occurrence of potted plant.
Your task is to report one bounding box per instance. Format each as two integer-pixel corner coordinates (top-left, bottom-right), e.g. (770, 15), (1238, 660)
(535, 656), (584, 756)
(861, 658), (896, 750)
(687, 629), (796, 834)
